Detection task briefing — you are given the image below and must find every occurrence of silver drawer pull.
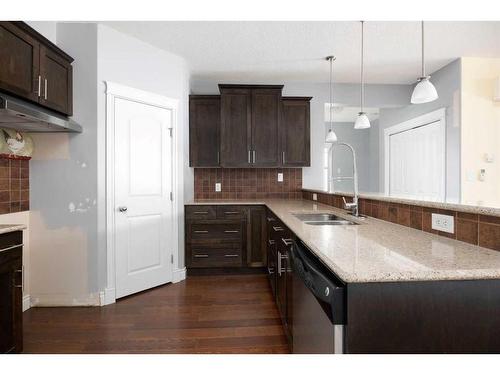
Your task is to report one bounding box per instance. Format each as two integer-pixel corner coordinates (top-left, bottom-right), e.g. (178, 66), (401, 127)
(224, 211), (240, 214)
(273, 226), (284, 232)
(193, 211), (209, 214)
(224, 254), (239, 258)
(194, 254), (209, 258)
(194, 230), (209, 233)
(268, 239), (275, 245)
(282, 238), (293, 246)
(266, 217), (275, 222)
(267, 266), (275, 275)
(224, 230), (239, 233)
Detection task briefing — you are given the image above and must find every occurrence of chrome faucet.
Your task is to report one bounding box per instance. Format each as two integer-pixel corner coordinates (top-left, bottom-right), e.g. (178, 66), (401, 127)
(329, 142), (360, 217)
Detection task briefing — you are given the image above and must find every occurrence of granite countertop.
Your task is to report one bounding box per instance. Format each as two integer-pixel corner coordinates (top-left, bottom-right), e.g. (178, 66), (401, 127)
(186, 199), (500, 283)
(0, 224), (27, 235)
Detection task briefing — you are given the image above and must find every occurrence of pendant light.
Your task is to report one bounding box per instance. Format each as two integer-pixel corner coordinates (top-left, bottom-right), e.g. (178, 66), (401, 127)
(411, 21), (438, 104)
(354, 21), (370, 129)
(325, 55), (338, 143)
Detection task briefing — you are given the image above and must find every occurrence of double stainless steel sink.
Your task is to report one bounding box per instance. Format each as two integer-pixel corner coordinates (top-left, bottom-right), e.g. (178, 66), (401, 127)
(293, 213), (358, 226)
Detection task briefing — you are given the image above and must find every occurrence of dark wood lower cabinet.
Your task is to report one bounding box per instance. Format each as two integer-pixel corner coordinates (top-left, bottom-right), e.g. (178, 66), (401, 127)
(185, 205), (267, 271)
(0, 230), (23, 354)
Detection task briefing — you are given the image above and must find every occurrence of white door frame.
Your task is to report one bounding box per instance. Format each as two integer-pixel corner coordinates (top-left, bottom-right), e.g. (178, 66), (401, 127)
(384, 107), (446, 198)
(103, 81), (180, 305)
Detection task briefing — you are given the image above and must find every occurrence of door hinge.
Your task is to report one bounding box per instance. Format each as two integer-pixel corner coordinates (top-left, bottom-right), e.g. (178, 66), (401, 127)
(170, 191), (173, 201)
(168, 128), (173, 137)
(171, 254), (174, 264)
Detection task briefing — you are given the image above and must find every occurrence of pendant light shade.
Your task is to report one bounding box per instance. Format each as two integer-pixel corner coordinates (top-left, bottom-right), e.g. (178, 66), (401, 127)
(354, 112), (371, 129)
(355, 21), (370, 129)
(325, 55), (338, 144)
(411, 21), (438, 104)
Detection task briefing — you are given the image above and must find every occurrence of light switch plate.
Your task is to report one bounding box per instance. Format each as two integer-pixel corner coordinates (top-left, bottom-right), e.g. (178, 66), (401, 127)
(431, 213), (454, 234)
(312, 193), (318, 201)
(215, 182), (221, 192)
(277, 173), (283, 182)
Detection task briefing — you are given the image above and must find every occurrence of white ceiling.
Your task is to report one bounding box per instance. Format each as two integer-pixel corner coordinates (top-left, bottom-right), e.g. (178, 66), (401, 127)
(103, 21), (500, 84)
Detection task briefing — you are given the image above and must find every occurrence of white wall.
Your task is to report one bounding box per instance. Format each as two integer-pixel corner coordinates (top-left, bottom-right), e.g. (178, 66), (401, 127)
(25, 21), (57, 44)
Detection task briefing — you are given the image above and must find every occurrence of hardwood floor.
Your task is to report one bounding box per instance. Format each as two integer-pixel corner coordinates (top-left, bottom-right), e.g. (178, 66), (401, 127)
(23, 274), (290, 354)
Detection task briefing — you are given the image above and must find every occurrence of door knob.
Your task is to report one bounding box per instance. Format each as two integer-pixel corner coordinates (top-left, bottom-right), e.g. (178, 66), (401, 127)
(118, 206), (128, 212)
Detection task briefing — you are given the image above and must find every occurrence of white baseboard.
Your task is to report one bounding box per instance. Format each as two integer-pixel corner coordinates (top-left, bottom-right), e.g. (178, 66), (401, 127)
(30, 293), (101, 307)
(173, 267), (186, 283)
(22, 295), (31, 312)
(99, 287), (116, 306)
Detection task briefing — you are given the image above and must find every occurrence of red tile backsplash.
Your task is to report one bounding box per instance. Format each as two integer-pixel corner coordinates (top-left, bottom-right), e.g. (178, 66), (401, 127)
(0, 156), (30, 214)
(302, 190), (500, 253)
(194, 168), (302, 200)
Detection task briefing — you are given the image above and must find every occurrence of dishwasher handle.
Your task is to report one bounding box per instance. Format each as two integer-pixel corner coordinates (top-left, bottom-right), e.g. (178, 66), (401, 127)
(291, 240), (346, 324)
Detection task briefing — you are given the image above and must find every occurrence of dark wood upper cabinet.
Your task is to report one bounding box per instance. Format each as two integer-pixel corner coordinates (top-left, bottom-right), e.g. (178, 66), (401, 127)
(220, 87), (252, 167)
(251, 88), (281, 167)
(0, 22), (74, 116)
(39, 46), (73, 116)
(0, 22), (40, 102)
(189, 95), (220, 167)
(281, 97), (311, 167)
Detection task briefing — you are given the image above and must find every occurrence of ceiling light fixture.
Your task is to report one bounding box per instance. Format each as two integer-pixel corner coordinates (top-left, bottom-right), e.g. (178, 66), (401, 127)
(325, 55), (338, 143)
(411, 21), (439, 104)
(354, 21), (370, 130)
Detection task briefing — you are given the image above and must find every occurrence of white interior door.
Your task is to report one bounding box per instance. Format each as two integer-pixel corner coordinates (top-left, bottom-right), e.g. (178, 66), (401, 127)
(389, 120), (445, 201)
(114, 97), (173, 299)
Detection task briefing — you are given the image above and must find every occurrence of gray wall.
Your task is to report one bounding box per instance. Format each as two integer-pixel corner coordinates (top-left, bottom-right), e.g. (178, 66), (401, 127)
(378, 59), (461, 203)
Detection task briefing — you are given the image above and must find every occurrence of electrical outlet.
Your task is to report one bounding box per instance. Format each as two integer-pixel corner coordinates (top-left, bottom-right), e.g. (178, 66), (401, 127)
(312, 193), (318, 201)
(277, 173), (283, 182)
(431, 213), (454, 234)
(215, 182), (221, 192)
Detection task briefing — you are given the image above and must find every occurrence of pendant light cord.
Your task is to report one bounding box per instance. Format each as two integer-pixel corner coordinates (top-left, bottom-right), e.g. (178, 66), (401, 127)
(360, 21), (364, 112)
(329, 56), (333, 131)
(421, 21), (425, 77)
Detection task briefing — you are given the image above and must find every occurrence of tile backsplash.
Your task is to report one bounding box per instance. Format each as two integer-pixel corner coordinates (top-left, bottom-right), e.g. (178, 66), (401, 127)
(194, 168), (302, 200)
(0, 157), (29, 214)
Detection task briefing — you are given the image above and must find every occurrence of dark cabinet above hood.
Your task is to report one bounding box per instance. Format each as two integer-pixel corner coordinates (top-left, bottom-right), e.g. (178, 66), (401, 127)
(0, 93), (82, 133)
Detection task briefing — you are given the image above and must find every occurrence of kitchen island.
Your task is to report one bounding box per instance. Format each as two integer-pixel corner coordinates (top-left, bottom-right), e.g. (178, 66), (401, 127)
(186, 199), (500, 353)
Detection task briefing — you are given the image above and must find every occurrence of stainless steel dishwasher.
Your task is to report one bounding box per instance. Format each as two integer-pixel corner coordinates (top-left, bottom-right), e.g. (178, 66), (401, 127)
(290, 240), (346, 354)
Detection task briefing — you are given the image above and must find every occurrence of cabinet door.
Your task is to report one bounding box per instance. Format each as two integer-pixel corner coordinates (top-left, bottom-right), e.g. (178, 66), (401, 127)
(281, 98), (311, 167)
(251, 89), (281, 166)
(0, 251), (22, 354)
(247, 206), (267, 267)
(189, 96), (221, 167)
(39, 45), (73, 115)
(0, 22), (40, 102)
(220, 88), (252, 167)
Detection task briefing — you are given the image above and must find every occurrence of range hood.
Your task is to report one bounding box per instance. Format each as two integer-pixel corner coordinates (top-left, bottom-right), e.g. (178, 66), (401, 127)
(0, 92), (82, 133)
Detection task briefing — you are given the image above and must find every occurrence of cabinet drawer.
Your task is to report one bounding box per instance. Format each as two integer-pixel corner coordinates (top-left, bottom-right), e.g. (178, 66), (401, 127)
(190, 245), (242, 267)
(190, 223), (243, 241)
(216, 205), (247, 220)
(185, 205), (217, 220)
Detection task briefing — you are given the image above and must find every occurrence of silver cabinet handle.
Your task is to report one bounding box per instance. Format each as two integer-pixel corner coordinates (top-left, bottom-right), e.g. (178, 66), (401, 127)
(253, 150), (256, 164)
(266, 217), (275, 222)
(13, 269), (23, 289)
(224, 211), (240, 214)
(37, 75), (41, 97)
(194, 230), (209, 233)
(273, 226), (284, 232)
(268, 239), (275, 245)
(277, 250), (282, 276)
(281, 238), (293, 246)
(224, 254), (239, 258)
(193, 211), (208, 214)
(44, 78), (48, 100)
(248, 150), (251, 163)
(267, 266), (275, 275)
(217, 151), (220, 165)
(194, 254), (209, 258)
(118, 206), (128, 212)
(224, 230), (239, 233)
(282, 151), (286, 164)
